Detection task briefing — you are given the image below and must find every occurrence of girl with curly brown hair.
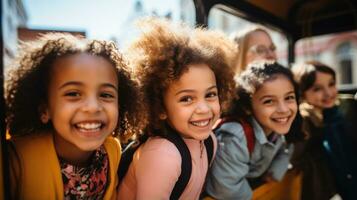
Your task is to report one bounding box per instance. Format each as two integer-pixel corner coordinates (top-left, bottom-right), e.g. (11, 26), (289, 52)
(6, 33), (144, 199)
(117, 18), (236, 200)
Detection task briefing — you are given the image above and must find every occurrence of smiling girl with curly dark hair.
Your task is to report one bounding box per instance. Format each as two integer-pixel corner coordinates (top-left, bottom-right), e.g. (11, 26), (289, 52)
(6, 33), (145, 199)
(117, 18), (236, 200)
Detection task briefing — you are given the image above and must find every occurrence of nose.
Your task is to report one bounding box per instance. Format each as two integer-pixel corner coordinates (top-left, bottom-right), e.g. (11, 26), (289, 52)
(265, 49), (276, 60)
(277, 101), (289, 113)
(195, 101), (210, 114)
(323, 88), (333, 98)
(82, 95), (102, 113)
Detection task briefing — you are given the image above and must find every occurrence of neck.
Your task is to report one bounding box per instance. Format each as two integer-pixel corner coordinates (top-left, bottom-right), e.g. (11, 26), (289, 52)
(53, 134), (94, 167)
(264, 129), (273, 137)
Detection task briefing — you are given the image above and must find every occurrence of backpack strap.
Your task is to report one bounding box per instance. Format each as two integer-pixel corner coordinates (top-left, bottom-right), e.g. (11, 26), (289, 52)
(239, 118), (255, 155)
(204, 135), (214, 165)
(214, 117), (255, 156)
(118, 134), (148, 182)
(164, 126), (192, 200)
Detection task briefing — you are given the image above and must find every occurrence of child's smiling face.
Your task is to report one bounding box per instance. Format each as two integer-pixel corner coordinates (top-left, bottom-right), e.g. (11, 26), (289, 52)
(251, 74), (297, 136)
(303, 71), (337, 110)
(43, 53), (118, 162)
(162, 63), (220, 140)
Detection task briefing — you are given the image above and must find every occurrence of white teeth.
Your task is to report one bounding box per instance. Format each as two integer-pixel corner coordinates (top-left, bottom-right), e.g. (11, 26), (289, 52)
(76, 122), (102, 130)
(273, 117), (288, 123)
(191, 120), (209, 127)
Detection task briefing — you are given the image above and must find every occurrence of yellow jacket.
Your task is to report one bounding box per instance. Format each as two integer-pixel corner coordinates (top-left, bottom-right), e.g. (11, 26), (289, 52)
(8, 133), (121, 200)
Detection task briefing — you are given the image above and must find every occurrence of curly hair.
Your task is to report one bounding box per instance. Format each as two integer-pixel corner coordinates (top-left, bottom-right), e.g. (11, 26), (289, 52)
(227, 61), (299, 119)
(5, 33), (145, 142)
(125, 17), (236, 137)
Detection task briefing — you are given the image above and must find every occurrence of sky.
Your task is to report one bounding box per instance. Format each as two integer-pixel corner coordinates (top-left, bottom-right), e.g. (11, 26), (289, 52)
(22, 0), (179, 40)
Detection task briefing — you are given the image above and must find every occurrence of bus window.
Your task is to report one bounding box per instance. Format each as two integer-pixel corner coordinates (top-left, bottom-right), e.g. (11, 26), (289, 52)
(295, 30), (357, 87)
(207, 5), (289, 66)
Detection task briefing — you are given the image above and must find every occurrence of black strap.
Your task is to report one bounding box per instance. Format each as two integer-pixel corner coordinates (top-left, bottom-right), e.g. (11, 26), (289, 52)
(119, 126), (213, 200)
(204, 135), (214, 165)
(118, 134), (148, 182)
(164, 126), (192, 200)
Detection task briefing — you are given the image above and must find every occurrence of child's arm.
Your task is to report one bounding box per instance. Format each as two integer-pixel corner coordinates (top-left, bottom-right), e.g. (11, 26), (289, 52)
(135, 139), (182, 200)
(266, 139), (294, 181)
(205, 122), (253, 200)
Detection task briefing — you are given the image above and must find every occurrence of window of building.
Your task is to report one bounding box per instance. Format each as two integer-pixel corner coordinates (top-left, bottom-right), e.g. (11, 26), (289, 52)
(336, 42), (353, 84)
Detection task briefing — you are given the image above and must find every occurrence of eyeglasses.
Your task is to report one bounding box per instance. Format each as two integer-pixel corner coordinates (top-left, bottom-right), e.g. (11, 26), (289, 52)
(248, 44), (276, 56)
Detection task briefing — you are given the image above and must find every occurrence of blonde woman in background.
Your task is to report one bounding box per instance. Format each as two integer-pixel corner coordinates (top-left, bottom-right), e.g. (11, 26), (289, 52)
(231, 26), (277, 74)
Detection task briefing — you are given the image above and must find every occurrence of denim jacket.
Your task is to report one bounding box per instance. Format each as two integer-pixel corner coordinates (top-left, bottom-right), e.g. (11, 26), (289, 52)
(205, 117), (293, 200)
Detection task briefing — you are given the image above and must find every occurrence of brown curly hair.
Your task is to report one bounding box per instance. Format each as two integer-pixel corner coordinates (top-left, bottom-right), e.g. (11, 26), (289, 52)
(125, 17), (236, 137)
(5, 33), (145, 142)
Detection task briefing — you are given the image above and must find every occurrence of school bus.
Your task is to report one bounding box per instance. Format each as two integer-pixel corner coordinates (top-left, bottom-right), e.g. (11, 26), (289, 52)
(1, 0), (356, 199)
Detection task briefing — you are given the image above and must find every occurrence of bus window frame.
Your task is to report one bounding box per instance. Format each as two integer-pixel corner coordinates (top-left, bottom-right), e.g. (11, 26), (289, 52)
(193, 0), (297, 63)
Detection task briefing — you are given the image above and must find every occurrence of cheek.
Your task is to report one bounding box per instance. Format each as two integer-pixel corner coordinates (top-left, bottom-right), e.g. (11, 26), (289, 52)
(304, 91), (320, 102)
(289, 102), (298, 116)
(252, 103), (270, 121)
(245, 53), (256, 64)
(331, 88), (338, 97)
(213, 101), (221, 113)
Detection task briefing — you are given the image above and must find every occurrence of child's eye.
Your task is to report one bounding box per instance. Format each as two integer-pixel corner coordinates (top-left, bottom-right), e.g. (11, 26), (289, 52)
(100, 92), (116, 99)
(64, 91), (80, 97)
(285, 95), (296, 101)
(179, 96), (193, 103)
(312, 86), (321, 92)
(328, 81), (336, 87)
(206, 91), (218, 99)
(262, 99), (273, 105)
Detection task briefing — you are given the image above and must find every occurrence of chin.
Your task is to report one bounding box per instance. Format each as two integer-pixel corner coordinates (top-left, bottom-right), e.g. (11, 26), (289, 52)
(274, 128), (290, 135)
(78, 142), (103, 152)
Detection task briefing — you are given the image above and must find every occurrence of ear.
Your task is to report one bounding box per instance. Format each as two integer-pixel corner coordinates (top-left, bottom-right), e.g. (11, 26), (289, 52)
(39, 105), (50, 124)
(159, 113), (167, 120)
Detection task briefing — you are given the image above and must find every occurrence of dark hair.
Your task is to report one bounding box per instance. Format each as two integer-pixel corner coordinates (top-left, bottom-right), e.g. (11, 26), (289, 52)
(292, 61), (336, 95)
(5, 33), (145, 142)
(126, 17), (236, 137)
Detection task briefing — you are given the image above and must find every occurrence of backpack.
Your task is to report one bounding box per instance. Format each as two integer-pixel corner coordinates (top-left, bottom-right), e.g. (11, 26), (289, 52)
(214, 117), (255, 155)
(118, 126), (214, 200)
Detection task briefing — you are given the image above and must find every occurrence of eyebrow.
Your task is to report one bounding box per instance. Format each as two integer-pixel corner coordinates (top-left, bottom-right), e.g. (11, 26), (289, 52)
(175, 85), (217, 96)
(59, 81), (118, 90)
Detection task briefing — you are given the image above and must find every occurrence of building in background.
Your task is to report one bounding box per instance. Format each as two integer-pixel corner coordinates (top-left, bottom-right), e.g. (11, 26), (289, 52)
(2, 0), (87, 74)
(17, 27), (86, 42)
(296, 31), (357, 86)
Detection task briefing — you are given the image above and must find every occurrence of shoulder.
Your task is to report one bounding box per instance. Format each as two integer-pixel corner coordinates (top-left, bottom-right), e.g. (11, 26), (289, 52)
(139, 137), (181, 159)
(133, 137), (182, 178)
(215, 121), (245, 140)
(9, 134), (53, 155)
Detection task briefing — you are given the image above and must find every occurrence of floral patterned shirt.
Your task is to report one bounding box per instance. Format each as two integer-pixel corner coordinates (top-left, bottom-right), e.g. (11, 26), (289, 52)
(60, 146), (109, 200)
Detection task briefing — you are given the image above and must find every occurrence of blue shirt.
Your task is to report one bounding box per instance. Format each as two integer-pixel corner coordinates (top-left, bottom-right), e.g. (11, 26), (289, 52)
(205, 117), (293, 200)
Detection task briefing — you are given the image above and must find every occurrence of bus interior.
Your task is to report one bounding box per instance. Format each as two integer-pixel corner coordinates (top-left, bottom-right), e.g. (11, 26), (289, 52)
(1, 0), (357, 198)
